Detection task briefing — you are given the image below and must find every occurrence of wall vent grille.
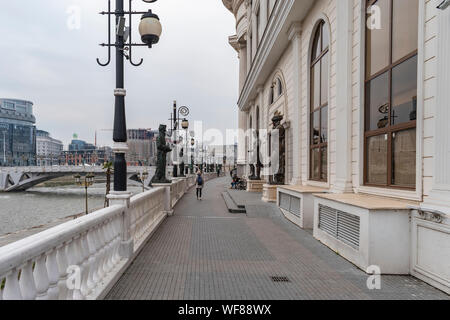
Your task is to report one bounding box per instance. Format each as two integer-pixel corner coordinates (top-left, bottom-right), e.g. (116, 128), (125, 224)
(318, 205), (360, 249)
(279, 192), (301, 218)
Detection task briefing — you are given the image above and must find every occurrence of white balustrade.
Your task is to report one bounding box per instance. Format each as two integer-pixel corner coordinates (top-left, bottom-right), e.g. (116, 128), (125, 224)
(0, 173), (219, 300)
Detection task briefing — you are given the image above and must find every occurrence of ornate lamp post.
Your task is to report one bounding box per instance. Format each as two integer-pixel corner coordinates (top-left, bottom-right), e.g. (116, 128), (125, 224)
(180, 118), (189, 176)
(169, 102), (190, 178)
(190, 138), (195, 174)
(138, 170), (149, 192)
(97, 0), (162, 193)
(74, 173), (95, 215)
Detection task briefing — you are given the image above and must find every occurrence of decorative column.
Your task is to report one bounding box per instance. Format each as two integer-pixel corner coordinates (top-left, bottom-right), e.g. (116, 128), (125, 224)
(288, 22), (302, 186)
(422, 5), (450, 214)
(332, 0), (354, 193)
(237, 109), (247, 177)
(238, 40), (248, 92)
(260, 0), (268, 28)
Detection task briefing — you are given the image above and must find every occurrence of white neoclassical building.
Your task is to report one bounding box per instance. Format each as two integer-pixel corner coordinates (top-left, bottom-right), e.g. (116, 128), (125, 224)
(223, 0), (450, 294)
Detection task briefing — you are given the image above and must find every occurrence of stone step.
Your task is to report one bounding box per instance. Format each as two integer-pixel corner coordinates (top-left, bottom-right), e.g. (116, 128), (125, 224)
(222, 192), (246, 214)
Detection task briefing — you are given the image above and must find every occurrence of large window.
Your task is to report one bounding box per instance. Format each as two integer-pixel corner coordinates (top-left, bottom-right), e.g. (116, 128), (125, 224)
(310, 21), (329, 182)
(364, 0), (418, 189)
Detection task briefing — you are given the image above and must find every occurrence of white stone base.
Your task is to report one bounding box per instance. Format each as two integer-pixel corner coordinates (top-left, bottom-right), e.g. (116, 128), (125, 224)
(277, 186), (328, 229)
(313, 195), (411, 275)
(247, 180), (265, 192)
(410, 210), (450, 294)
(262, 184), (278, 203)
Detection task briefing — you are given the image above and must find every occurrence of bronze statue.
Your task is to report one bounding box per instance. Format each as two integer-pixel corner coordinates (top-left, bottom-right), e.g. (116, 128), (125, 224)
(270, 112), (285, 185)
(151, 125), (172, 184)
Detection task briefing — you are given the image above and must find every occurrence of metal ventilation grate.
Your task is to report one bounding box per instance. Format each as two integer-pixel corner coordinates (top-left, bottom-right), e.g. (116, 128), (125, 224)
(279, 192), (302, 218)
(271, 276), (290, 283)
(319, 205), (360, 249)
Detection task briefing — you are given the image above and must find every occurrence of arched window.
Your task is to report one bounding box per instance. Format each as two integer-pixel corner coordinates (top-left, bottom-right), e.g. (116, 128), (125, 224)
(277, 78), (283, 96)
(310, 20), (329, 182)
(364, 0), (418, 188)
(269, 85), (274, 105)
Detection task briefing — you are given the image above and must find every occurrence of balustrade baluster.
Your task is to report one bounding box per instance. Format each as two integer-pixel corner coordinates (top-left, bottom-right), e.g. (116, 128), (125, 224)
(86, 230), (97, 294)
(95, 226), (106, 281)
(34, 254), (50, 300)
(104, 220), (114, 272)
(56, 243), (69, 300)
(91, 226), (101, 284)
(3, 268), (22, 300)
(19, 261), (37, 300)
(71, 237), (84, 300)
(46, 249), (60, 300)
(79, 233), (91, 297)
(99, 223), (109, 276)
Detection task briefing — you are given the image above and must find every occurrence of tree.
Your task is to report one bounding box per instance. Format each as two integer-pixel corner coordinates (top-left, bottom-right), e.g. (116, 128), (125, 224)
(103, 161), (113, 207)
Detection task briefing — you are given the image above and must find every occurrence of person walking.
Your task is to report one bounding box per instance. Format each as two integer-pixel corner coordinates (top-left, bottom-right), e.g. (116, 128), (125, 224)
(196, 171), (204, 200)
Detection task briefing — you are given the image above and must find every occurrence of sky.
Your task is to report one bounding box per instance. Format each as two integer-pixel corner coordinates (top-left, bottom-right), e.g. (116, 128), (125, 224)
(0, 0), (238, 148)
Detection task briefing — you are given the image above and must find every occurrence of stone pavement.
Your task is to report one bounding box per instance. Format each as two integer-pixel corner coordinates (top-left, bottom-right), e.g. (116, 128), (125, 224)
(105, 177), (449, 300)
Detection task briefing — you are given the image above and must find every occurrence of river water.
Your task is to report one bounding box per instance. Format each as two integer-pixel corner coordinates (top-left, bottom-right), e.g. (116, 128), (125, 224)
(0, 183), (144, 237)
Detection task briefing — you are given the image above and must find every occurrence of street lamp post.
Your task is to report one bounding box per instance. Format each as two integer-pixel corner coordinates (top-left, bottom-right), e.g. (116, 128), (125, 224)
(74, 174), (95, 215)
(97, 0), (162, 193)
(181, 118), (189, 177)
(169, 102), (190, 178)
(190, 138), (195, 174)
(138, 170), (148, 192)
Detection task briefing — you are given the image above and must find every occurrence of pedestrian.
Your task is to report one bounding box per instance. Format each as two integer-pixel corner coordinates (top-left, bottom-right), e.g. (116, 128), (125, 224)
(196, 171), (204, 200)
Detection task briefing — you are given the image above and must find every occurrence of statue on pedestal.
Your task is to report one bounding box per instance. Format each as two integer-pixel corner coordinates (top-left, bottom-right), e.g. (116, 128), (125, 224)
(270, 112), (286, 185)
(151, 125), (172, 184)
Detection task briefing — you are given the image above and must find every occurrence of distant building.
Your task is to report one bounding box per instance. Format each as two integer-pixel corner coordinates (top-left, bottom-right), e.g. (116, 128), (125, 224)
(64, 138), (104, 165)
(126, 129), (157, 166)
(36, 130), (63, 166)
(0, 98), (36, 166)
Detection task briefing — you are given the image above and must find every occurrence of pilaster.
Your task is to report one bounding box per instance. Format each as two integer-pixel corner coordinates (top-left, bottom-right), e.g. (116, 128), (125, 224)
(288, 22), (302, 186)
(331, 0), (354, 193)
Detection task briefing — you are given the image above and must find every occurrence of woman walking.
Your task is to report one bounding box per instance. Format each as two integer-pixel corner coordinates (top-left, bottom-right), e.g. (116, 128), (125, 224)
(196, 171), (204, 200)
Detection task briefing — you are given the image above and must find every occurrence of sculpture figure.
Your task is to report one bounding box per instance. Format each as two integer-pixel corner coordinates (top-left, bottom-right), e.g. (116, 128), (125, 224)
(151, 125), (172, 184)
(270, 112), (286, 185)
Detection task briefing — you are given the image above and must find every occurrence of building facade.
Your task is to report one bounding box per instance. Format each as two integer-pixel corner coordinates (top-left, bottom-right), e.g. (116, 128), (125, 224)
(0, 98), (37, 166)
(126, 129), (157, 166)
(36, 130), (63, 166)
(223, 0), (450, 294)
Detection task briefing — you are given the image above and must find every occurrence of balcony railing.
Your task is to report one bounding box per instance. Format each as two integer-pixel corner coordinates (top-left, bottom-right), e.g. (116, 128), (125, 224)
(0, 172), (217, 300)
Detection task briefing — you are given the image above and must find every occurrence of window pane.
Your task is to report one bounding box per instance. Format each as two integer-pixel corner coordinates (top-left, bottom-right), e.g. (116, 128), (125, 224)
(321, 106), (328, 143)
(391, 55), (418, 126)
(311, 148), (320, 180)
(366, 0), (390, 77)
(392, 0), (419, 62)
(312, 110), (320, 145)
(321, 147), (328, 181)
(366, 134), (388, 185)
(322, 23), (329, 50)
(312, 63), (321, 110)
(312, 28), (321, 61)
(321, 53), (329, 105)
(392, 129), (416, 187)
(366, 72), (389, 131)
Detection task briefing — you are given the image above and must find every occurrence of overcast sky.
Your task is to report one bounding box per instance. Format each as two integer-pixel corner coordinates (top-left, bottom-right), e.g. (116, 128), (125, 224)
(0, 0), (238, 147)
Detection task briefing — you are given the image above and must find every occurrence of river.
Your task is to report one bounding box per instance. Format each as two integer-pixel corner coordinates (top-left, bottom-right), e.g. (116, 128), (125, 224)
(0, 183), (144, 237)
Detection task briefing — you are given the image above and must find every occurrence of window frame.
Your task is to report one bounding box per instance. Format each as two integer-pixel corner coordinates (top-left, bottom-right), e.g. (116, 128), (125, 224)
(363, 0), (418, 190)
(309, 20), (329, 183)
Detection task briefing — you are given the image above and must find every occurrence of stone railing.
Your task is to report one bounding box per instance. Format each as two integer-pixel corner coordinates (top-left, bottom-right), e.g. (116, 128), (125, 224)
(0, 173), (218, 300)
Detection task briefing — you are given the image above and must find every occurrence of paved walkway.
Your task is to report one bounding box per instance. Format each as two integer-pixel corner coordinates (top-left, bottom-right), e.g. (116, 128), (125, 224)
(106, 177), (449, 300)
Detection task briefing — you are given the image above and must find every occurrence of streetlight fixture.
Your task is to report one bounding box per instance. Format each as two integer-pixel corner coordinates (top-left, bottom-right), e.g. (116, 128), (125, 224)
(190, 138), (195, 174)
(74, 173), (95, 215)
(181, 118), (189, 176)
(97, 0), (162, 194)
(169, 102), (190, 178)
(138, 170), (149, 192)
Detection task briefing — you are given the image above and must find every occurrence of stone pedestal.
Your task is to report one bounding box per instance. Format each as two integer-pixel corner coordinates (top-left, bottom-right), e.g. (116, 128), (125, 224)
(247, 180), (264, 192)
(262, 184), (279, 203)
(107, 191), (133, 259)
(152, 183), (173, 216)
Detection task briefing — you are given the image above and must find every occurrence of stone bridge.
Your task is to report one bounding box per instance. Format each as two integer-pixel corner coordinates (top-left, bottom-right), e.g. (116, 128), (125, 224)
(0, 166), (160, 192)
